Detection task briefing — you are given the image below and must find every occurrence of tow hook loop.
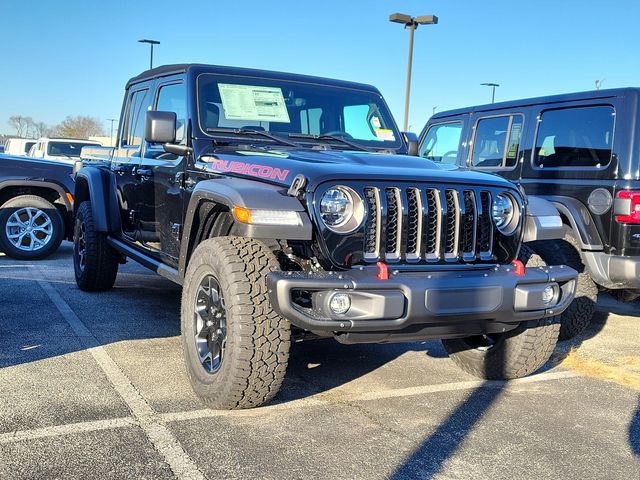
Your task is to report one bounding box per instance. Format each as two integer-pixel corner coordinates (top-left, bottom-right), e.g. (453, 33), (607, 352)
(511, 259), (525, 276)
(376, 262), (389, 280)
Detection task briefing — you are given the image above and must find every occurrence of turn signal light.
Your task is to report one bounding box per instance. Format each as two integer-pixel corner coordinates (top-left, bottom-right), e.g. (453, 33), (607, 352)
(615, 191), (640, 224)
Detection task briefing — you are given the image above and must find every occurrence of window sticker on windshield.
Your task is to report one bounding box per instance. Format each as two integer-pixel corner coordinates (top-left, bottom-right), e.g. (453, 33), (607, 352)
(371, 116), (382, 128)
(375, 129), (395, 141)
(218, 84), (291, 123)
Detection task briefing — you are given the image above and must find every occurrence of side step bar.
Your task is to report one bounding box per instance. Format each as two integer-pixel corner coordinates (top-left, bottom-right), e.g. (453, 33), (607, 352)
(107, 237), (182, 285)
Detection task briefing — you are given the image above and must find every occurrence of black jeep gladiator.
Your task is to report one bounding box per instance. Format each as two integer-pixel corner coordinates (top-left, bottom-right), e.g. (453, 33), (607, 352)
(0, 154), (74, 259)
(420, 88), (640, 339)
(74, 64), (577, 409)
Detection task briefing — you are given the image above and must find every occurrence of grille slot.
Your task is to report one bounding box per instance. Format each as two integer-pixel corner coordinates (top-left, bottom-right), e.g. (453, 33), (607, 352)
(361, 185), (495, 264)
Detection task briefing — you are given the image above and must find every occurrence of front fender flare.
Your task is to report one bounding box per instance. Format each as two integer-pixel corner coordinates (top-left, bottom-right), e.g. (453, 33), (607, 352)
(179, 177), (313, 275)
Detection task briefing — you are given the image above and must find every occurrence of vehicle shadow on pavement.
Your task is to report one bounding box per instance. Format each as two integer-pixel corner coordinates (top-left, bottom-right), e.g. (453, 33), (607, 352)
(630, 398), (640, 456)
(388, 381), (504, 479)
(276, 339), (434, 402)
(0, 248), (182, 369)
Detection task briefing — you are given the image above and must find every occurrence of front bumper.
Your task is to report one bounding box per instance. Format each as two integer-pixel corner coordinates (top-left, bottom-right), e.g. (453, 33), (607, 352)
(267, 264), (577, 343)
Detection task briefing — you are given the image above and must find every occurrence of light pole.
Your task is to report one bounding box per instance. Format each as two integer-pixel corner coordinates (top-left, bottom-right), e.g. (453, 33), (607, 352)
(138, 39), (160, 69)
(390, 13), (438, 131)
(107, 118), (118, 146)
(481, 82), (500, 103)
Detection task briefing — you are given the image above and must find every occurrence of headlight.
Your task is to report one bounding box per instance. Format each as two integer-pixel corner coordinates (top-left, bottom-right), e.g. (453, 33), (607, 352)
(319, 186), (364, 233)
(491, 193), (519, 235)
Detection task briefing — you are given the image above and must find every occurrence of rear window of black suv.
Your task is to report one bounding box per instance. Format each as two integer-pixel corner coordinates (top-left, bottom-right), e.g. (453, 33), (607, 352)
(533, 105), (615, 169)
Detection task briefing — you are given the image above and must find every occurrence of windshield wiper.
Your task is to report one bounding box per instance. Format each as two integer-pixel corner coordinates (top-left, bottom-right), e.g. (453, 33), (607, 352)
(287, 133), (373, 152)
(206, 128), (301, 148)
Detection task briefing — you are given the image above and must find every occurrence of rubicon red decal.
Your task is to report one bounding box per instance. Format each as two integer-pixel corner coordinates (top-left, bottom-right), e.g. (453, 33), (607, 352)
(209, 159), (290, 182)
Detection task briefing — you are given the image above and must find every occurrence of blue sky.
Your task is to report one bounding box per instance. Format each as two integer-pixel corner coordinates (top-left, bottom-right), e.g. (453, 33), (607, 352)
(0, 0), (637, 136)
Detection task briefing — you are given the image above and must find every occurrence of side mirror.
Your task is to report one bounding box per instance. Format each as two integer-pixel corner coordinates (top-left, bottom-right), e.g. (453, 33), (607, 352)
(402, 131), (419, 156)
(145, 111), (177, 144)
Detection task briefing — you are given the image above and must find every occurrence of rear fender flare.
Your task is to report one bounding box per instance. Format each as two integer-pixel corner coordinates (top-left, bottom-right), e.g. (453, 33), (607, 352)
(74, 167), (121, 233)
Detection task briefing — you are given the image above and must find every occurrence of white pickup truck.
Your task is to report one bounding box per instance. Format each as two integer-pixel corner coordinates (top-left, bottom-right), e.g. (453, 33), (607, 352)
(28, 138), (101, 164)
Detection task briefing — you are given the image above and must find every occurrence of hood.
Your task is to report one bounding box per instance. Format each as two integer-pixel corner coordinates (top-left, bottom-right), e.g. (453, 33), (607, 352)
(0, 154), (73, 177)
(197, 146), (515, 191)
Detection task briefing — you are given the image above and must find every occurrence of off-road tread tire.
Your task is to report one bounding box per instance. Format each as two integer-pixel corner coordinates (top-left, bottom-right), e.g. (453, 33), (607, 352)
(526, 231), (598, 340)
(181, 236), (290, 410)
(73, 201), (119, 292)
(0, 195), (64, 260)
(442, 317), (560, 380)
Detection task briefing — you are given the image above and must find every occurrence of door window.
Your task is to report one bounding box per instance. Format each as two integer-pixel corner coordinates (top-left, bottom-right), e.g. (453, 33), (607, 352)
(419, 121), (463, 164)
(122, 89), (151, 148)
(470, 115), (523, 168)
(156, 83), (187, 143)
(533, 106), (615, 168)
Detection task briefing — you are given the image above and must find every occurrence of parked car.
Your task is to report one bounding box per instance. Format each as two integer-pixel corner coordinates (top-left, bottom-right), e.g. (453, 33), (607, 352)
(74, 64), (576, 409)
(0, 153), (74, 259)
(4, 138), (36, 157)
(419, 87), (640, 339)
(28, 138), (102, 164)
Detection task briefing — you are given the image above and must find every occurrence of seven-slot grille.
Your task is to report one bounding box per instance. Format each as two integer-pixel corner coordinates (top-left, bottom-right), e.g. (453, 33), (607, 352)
(363, 186), (495, 263)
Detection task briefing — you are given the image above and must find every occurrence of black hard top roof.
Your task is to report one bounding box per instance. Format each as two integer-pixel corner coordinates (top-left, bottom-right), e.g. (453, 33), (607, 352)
(126, 63), (379, 92)
(431, 87), (640, 120)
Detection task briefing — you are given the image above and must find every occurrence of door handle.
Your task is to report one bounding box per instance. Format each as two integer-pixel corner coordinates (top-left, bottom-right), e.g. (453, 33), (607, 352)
(112, 164), (127, 174)
(135, 167), (152, 177)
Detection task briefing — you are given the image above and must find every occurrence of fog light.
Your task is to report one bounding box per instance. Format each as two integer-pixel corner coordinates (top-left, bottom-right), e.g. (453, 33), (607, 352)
(542, 285), (556, 305)
(329, 293), (351, 315)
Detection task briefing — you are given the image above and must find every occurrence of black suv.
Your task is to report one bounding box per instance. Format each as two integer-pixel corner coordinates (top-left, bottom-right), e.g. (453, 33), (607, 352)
(420, 88), (640, 339)
(74, 64), (576, 409)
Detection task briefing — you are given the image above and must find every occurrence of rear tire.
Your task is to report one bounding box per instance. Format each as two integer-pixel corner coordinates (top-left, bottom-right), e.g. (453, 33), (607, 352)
(610, 289), (640, 303)
(442, 317), (560, 380)
(181, 237), (290, 409)
(73, 201), (119, 292)
(524, 231), (597, 340)
(0, 195), (64, 260)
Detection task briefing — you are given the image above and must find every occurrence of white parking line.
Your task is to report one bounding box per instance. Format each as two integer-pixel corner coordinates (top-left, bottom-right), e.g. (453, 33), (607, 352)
(33, 270), (207, 480)
(0, 417), (135, 445)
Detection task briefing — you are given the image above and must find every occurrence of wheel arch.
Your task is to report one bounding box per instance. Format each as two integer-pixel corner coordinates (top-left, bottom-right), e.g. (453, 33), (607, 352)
(0, 180), (74, 238)
(539, 195), (603, 250)
(178, 178), (313, 277)
(74, 167), (122, 234)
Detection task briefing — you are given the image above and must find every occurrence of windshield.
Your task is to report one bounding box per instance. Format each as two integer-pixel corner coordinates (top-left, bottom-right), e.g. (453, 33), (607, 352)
(47, 142), (96, 158)
(197, 74), (402, 149)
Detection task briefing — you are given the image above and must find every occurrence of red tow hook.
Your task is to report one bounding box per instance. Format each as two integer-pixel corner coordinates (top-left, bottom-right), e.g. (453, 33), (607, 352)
(376, 262), (389, 280)
(511, 259), (525, 276)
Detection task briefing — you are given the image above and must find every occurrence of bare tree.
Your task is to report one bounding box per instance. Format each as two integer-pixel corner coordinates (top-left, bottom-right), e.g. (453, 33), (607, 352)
(32, 121), (49, 138)
(54, 115), (105, 138)
(8, 116), (29, 137)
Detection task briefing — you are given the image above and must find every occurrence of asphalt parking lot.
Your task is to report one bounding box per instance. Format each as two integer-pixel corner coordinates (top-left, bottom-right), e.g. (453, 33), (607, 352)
(0, 243), (639, 479)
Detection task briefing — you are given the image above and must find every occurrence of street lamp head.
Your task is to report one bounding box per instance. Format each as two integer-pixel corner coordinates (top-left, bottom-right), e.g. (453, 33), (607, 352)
(481, 82), (500, 88)
(138, 39), (160, 45)
(389, 13), (413, 25)
(414, 15), (438, 25)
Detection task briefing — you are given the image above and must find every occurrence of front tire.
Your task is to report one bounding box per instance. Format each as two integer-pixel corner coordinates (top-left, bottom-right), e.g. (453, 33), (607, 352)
(181, 237), (291, 409)
(442, 318), (560, 380)
(73, 201), (119, 292)
(0, 195), (64, 260)
(524, 231), (597, 340)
